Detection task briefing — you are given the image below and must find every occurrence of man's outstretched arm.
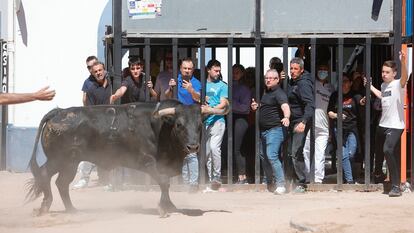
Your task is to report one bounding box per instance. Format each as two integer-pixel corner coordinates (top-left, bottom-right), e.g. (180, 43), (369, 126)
(0, 86), (55, 105)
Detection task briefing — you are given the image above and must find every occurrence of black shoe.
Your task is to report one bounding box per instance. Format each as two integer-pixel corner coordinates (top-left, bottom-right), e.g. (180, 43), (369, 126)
(374, 173), (386, 184)
(236, 179), (248, 185)
(388, 185), (402, 197)
(345, 180), (355, 184)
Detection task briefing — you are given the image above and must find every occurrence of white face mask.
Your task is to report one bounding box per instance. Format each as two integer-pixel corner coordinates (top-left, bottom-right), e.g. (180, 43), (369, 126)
(318, 70), (328, 80)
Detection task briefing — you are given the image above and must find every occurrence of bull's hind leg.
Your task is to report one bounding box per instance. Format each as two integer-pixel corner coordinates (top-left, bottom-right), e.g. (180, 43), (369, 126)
(34, 163), (58, 216)
(55, 162), (78, 213)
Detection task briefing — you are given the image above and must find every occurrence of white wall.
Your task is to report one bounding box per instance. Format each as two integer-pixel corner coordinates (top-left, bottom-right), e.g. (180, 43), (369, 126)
(10, 0), (111, 127)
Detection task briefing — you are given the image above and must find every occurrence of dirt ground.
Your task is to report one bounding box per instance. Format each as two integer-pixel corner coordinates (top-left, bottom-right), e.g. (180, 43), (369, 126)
(1, 171), (413, 233)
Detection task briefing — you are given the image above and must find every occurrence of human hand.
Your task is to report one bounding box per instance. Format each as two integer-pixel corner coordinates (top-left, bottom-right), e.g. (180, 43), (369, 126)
(280, 70), (286, 80)
(360, 96), (366, 106)
(294, 122), (305, 133)
(281, 117), (290, 127)
(182, 80), (193, 90)
(146, 80), (154, 89)
(251, 98), (258, 111)
(399, 51), (406, 62)
(168, 78), (177, 87)
(34, 86), (56, 101)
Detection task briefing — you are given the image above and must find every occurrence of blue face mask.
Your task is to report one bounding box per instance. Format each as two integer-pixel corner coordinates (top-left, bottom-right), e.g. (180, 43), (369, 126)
(318, 70), (328, 80)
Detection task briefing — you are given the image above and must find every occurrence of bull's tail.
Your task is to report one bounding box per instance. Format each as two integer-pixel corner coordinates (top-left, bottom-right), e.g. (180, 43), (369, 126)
(25, 108), (60, 203)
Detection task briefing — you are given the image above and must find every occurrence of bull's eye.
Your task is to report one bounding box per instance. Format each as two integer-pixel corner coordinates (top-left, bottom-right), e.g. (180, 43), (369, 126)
(175, 122), (184, 129)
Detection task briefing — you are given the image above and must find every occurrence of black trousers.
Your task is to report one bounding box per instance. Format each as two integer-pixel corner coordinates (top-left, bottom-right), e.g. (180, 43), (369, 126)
(233, 116), (249, 175)
(375, 126), (403, 187)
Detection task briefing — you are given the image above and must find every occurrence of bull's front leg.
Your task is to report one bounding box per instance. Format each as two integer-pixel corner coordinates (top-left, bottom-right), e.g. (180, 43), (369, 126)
(157, 174), (177, 217)
(142, 156), (176, 218)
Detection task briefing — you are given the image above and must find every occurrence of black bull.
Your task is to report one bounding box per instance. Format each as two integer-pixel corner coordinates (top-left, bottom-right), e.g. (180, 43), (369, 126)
(26, 99), (227, 217)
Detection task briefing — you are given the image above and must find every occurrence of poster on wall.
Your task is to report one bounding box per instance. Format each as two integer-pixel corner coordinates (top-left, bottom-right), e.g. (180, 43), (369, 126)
(128, 0), (162, 19)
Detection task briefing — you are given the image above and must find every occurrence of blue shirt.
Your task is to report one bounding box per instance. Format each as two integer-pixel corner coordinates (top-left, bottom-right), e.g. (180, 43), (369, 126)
(177, 74), (201, 105)
(81, 75), (96, 92)
(205, 79), (228, 126)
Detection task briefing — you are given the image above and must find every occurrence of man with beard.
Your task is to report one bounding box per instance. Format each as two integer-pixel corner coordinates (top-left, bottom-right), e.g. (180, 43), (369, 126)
(203, 59), (229, 191)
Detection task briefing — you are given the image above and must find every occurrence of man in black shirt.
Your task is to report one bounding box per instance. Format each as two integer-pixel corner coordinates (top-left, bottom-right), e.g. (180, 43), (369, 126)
(251, 69), (290, 194)
(287, 57), (315, 193)
(110, 57), (156, 104)
(86, 61), (112, 105)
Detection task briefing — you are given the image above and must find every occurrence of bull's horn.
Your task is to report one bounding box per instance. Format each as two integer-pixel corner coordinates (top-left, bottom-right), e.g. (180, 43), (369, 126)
(154, 107), (176, 117)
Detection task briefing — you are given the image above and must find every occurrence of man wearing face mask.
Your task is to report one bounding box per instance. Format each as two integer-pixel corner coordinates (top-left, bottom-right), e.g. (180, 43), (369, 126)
(303, 64), (334, 184)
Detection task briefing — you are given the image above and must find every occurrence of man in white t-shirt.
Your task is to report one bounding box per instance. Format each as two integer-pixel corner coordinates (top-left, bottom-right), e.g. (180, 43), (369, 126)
(303, 64), (334, 183)
(366, 52), (408, 197)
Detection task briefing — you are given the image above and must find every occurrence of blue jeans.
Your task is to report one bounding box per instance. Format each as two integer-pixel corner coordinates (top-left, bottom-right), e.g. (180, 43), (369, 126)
(339, 131), (357, 182)
(260, 127), (286, 187)
(182, 153), (199, 185)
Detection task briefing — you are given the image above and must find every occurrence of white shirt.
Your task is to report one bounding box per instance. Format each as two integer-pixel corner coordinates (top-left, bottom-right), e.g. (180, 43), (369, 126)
(314, 80), (334, 129)
(379, 79), (405, 129)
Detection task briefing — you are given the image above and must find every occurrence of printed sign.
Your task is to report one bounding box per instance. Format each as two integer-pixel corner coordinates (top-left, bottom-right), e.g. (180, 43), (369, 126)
(128, 0), (162, 19)
(1, 41), (8, 94)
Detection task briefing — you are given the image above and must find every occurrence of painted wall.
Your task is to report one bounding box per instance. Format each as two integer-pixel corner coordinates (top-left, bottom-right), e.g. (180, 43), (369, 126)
(9, 0), (112, 127)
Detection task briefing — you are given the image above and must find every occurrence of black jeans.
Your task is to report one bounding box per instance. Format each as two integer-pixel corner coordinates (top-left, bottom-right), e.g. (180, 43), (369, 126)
(286, 122), (311, 184)
(233, 115), (249, 175)
(375, 126), (403, 186)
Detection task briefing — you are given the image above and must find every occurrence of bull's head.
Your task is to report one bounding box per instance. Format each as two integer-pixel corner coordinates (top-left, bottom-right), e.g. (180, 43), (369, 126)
(153, 101), (228, 154)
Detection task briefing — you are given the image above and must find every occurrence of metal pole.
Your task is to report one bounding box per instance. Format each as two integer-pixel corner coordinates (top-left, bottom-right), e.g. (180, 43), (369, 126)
(144, 38), (151, 102)
(393, 0), (402, 74)
(112, 0), (122, 97)
(200, 38), (207, 185)
(364, 38), (372, 188)
(172, 38), (178, 99)
(310, 38), (316, 183)
(283, 38), (289, 90)
(254, 0), (261, 187)
(337, 38), (344, 187)
(411, 0), (414, 187)
(227, 38), (234, 185)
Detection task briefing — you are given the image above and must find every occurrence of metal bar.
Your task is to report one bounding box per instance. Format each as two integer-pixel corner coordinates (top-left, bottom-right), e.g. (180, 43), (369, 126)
(172, 38), (178, 99)
(310, 38), (316, 183)
(411, 0), (414, 186)
(227, 38), (234, 185)
(337, 38), (344, 187)
(394, 0), (402, 75)
(144, 38), (151, 102)
(112, 0), (122, 100)
(199, 38), (207, 185)
(364, 38), (372, 187)
(283, 38), (289, 90)
(212, 47), (216, 60)
(236, 47), (240, 64)
(254, 0), (261, 188)
(0, 40), (8, 171)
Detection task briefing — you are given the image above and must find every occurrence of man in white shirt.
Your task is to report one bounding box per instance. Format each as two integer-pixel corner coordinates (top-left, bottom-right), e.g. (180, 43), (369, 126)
(366, 52), (408, 197)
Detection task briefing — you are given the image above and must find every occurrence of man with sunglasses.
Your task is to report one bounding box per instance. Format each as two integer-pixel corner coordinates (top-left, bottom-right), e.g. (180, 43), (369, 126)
(73, 55), (100, 189)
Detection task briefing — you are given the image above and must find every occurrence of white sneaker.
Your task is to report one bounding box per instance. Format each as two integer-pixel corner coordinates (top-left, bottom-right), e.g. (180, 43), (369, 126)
(72, 179), (88, 189)
(274, 186), (286, 195)
(202, 186), (218, 193)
